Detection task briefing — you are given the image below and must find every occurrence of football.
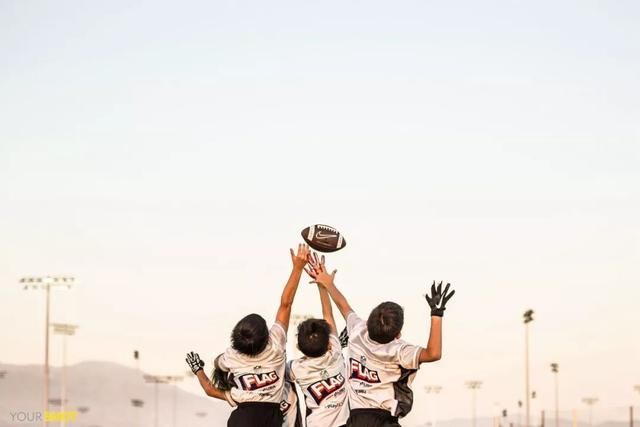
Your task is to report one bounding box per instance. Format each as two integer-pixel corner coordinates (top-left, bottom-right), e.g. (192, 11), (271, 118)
(301, 224), (347, 253)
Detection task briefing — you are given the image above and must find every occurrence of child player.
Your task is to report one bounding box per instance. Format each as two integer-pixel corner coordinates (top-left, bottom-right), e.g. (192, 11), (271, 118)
(281, 381), (303, 427)
(307, 258), (455, 427)
(286, 252), (349, 427)
(185, 243), (310, 427)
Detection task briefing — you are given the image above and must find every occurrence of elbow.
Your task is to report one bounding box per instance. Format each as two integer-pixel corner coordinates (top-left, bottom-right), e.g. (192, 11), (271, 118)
(203, 384), (214, 397)
(429, 349), (442, 361)
(280, 300), (293, 311)
(421, 349), (442, 363)
(205, 387), (221, 399)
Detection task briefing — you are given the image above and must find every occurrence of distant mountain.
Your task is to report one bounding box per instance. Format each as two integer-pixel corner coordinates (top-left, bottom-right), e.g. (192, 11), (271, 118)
(412, 418), (633, 427)
(1, 362), (634, 427)
(0, 361), (230, 427)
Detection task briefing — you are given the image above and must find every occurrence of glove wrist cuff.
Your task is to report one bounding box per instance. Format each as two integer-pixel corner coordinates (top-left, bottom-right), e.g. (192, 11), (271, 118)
(430, 308), (445, 317)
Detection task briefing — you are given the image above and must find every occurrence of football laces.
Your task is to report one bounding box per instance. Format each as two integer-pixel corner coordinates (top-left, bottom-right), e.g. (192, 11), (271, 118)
(317, 224), (337, 233)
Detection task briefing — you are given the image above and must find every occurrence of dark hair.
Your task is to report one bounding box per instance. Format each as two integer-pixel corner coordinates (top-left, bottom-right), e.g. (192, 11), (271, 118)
(367, 302), (404, 344)
(297, 318), (331, 357)
(231, 314), (269, 356)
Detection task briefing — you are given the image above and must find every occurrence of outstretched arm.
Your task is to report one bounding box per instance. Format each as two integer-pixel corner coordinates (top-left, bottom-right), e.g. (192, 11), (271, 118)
(318, 285), (337, 335)
(186, 352), (228, 401)
(419, 317), (442, 362)
(196, 370), (228, 400)
(306, 253), (353, 321)
(309, 253), (338, 334)
(419, 281), (455, 363)
(276, 243), (310, 332)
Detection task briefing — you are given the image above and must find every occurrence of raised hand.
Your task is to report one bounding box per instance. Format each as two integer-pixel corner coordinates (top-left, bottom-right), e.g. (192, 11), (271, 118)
(425, 281), (455, 317)
(290, 243), (311, 270)
(306, 251), (324, 275)
(338, 327), (349, 348)
(186, 351), (205, 374)
(305, 252), (336, 288)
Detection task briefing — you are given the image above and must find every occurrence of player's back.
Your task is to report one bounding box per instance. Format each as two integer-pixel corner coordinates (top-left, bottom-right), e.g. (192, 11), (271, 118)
(216, 322), (288, 405)
(287, 333), (349, 427)
(345, 312), (422, 418)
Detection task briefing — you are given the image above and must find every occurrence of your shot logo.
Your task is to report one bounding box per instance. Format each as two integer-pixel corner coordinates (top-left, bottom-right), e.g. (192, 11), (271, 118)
(308, 373), (346, 404)
(349, 358), (381, 383)
(10, 411), (78, 423)
(238, 371), (279, 390)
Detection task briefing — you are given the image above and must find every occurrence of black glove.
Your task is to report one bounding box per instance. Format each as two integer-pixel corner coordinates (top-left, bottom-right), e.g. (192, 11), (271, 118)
(212, 368), (235, 391)
(338, 327), (349, 349)
(425, 281), (455, 317)
(186, 351), (205, 374)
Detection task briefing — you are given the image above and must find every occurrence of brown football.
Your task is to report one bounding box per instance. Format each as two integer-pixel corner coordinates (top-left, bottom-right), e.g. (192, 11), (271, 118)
(301, 224), (347, 253)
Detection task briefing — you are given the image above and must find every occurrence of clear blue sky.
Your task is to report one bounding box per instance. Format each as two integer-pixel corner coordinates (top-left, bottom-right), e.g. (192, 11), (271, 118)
(1, 0), (639, 424)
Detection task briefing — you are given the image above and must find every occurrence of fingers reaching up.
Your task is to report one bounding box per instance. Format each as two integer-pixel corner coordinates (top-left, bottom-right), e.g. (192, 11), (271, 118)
(290, 243), (310, 269)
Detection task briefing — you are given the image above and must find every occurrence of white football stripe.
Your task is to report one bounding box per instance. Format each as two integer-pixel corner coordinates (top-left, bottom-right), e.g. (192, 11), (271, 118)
(337, 234), (343, 248)
(307, 225), (315, 241)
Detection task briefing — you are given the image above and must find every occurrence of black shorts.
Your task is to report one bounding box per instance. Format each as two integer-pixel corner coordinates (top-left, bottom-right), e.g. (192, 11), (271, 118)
(347, 408), (401, 427)
(228, 402), (283, 427)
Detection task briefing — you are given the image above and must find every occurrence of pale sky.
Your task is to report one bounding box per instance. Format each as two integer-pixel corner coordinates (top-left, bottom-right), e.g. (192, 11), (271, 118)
(1, 0), (639, 424)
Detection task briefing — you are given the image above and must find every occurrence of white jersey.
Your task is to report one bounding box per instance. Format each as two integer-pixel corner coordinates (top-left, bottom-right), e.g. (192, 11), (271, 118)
(215, 322), (288, 406)
(281, 380), (301, 427)
(345, 312), (422, 418)
(287, 334), (349, 427)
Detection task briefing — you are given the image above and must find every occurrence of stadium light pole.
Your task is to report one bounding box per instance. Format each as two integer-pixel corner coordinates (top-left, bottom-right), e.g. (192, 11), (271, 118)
(581, 397), (598, 427)
(134, 350), (140, 371)
(425, 385), (443, 427)
(144, 375), (169, 427)
(518, 400), (523, 427)
(52, 323), (78, 427)
(523, 310), (534, 427)
(76, 406), (89, 425)
(166, 375), (184, 427)
(20, 275), (76, 427)
(131, 398), (144, 427)
(491, 401), (500, 427)
(634, 386), (640, 427)
(550, 364), (559, 427)
(466, 381), (483, 427)
(131, 350), (142, 427)
(144, 374), (183, 427)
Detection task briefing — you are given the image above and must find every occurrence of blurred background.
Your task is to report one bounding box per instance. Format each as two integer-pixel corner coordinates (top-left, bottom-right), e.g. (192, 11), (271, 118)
(1, 0), (639, 426)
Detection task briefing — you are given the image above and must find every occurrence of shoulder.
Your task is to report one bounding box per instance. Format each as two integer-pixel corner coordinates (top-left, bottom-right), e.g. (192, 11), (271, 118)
(217, 347), (243, 369)
(328, 334), (344, 358)
(271, 321), (286, 337)
(269, 322), (287, 349)
(394, 339), (423, 369)
(346, 311), (362, 324)
(286, 358), (299, 380)
(347, 311), (366, 333)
